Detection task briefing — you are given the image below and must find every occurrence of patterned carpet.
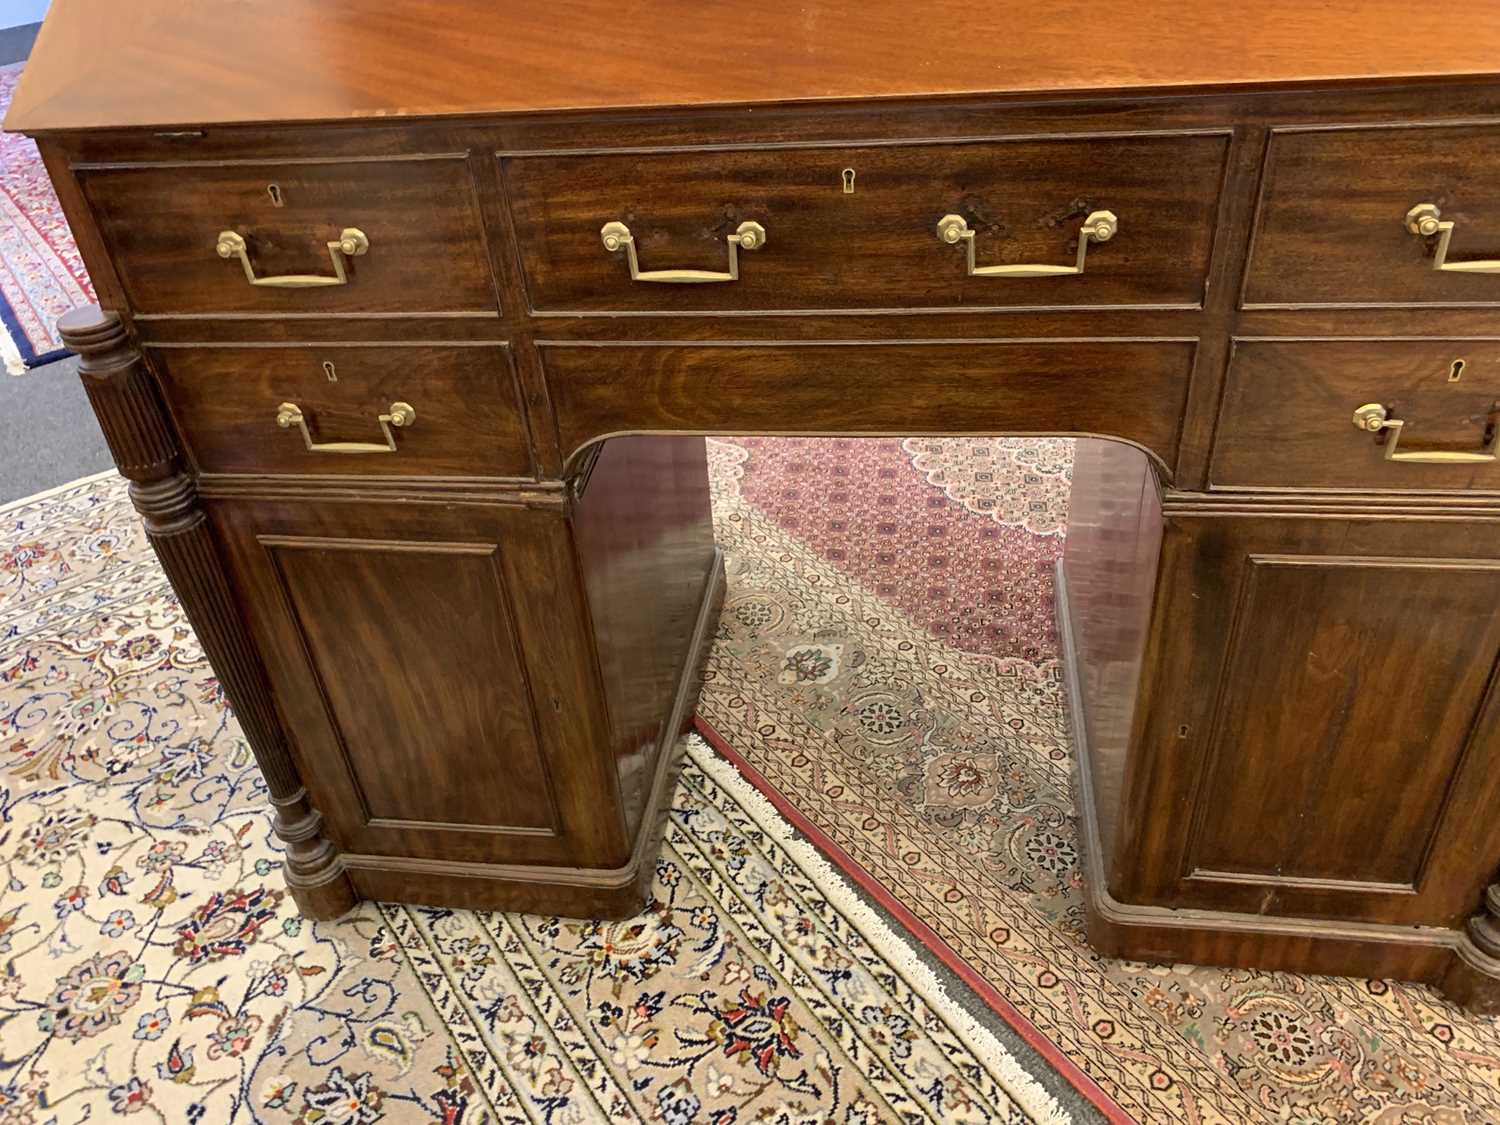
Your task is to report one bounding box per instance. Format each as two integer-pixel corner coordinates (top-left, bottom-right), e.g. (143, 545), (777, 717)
(702, 436), (1500, 1124)
(0, 63), (95, 373)
(0, 472), (1070, 1124)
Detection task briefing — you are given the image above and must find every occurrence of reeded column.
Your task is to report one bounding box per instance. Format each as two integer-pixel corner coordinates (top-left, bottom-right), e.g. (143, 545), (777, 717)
(60, 306), (357, 919)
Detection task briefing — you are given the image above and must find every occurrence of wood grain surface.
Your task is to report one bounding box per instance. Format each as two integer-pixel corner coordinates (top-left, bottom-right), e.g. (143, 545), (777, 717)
(9, 0), (1500, 132)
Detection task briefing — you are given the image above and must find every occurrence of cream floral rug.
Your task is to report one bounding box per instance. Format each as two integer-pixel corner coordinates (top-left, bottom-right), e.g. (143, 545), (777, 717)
(0, 471), (1070, 1123)
(700, 436), (1500, 1124)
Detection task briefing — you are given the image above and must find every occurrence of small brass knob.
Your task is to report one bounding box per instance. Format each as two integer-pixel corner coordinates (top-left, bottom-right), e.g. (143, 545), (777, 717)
(936, 214), (970, 244)
(600, 221), (631, 252)
(1406, 203), (1443, 237)
(1083, 210), (1118, 242)
(337, 228), (370, 257)
(1353, 403), (1391, 432)
(734, 221), (767, 251)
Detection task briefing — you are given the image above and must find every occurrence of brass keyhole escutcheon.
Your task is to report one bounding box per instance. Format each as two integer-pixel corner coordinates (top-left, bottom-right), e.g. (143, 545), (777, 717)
(267, 183), (284, 207)
(842, 168), (856, 194)
(1450, 358), (1467, 382)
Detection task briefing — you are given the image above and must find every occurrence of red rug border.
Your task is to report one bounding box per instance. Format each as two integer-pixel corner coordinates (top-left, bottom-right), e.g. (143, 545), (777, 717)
(692, 714), (1134, 1124)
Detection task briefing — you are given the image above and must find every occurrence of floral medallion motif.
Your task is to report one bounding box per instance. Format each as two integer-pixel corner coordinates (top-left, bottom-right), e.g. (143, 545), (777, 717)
(779, 641), (842, 684)
(835, 684), (929, 753)
(44, 949), (143, 1040)
(921, 749), (1001, 810)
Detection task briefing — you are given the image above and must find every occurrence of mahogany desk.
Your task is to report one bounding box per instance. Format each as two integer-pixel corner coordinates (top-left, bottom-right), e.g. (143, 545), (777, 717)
(9, 0), (1500, 1012)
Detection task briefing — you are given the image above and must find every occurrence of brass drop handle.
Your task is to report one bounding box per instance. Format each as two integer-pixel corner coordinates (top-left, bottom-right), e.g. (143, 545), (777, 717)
(600, 220), (766, 283)
(216, 228), (370, 288)
(1352, 402), (1498, 464)
(937, 210), (1118, 277)
(1405, 204), (1500, 274)
(276, 401), (415, 454)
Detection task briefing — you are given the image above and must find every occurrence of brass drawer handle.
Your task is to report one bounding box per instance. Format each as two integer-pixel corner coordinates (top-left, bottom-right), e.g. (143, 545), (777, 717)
(216, 228), (370, 288)
(600, 220), (766, 283)
(276, 401), (415, 454)
(1352, 402), (1498, 463)
(1405, 204), (1500, 274)
(937, 210), (1117, 277)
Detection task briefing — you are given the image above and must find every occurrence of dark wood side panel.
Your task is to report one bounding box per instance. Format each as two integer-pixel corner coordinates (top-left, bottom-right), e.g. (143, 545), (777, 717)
(1115, 512), (1500, 928)
(76, 156), (498, 315)
(571, 436), (718, 840)
(503, 133), (1228, 313)
(1060, 438), (1163, 876)
(542, 341), (1194, 476)
(150, 343), (532, 478)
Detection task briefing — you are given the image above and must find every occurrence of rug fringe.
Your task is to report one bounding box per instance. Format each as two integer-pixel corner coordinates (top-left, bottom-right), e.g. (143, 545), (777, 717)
(686, 734), (1075, 1125)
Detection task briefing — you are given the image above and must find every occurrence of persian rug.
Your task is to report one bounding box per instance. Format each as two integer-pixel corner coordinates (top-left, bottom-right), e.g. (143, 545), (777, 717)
(0, 63), (95, 373)
(699, 435), (1500, 1124)
(0, 472), (1072, 1123)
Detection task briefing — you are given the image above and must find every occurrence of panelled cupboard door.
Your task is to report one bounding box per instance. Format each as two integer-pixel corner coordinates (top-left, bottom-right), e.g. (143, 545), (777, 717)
(206, 497), (624, 869)
(1121, 515), (1500, 927)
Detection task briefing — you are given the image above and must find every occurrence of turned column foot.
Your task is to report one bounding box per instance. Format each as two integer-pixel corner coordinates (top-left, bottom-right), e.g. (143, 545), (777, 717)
(1443, 883), (1500, 1014)
(272, 788), (359, 919)
(59, 305), (357, 921)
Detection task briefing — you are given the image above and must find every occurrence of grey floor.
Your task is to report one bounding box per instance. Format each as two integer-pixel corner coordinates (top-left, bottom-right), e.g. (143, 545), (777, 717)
(1, 22), (114, 504)
(0, 22), (39, 64)
(0, 358), (114, 502)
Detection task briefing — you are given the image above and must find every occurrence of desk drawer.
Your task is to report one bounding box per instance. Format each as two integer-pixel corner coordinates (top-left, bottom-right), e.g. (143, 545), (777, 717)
(543, 340), (1193, 471)
(1212, 340), (1500, 491)
(1245, 125), (1500, 307)
(151, 344), (532, 478)
(503, 134), (1228, 313)
(79, 157), (496, 315)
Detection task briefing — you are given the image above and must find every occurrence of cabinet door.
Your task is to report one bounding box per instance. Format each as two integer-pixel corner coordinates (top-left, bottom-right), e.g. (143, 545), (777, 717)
(1120, 515), (1500, 926)
(209, 498), (623, 868)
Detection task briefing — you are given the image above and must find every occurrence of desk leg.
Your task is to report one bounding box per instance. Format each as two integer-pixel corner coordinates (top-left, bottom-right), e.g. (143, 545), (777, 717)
(1446, 883), (1500, 1013)
(59, 306), (358, 920)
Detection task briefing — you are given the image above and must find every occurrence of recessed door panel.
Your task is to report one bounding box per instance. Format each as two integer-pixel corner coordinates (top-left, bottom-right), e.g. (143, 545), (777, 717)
(207, 499), (619, 867)
(264, 536), (553, 834)
(1190, 556), (1500, 891)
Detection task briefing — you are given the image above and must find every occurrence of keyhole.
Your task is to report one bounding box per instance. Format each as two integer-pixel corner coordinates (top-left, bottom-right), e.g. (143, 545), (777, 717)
(842, 168), (856, 194)
(267, 183), (284, 207)
(322, 360), (337, 383)
(1449, 358), (1466, 382)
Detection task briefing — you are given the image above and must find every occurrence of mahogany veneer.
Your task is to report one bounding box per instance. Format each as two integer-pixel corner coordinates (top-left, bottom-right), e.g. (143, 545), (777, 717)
(10, 0), (1500, 1014)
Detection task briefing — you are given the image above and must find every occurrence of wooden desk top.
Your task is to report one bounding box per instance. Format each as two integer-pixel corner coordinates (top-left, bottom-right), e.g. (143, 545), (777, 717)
(9, 0), (1500, 134)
